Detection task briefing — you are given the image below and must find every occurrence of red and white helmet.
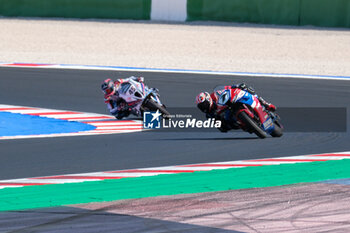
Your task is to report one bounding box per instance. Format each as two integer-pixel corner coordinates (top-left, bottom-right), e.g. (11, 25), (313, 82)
(101, 78), (116, 96)
(195, 92), (213, 113)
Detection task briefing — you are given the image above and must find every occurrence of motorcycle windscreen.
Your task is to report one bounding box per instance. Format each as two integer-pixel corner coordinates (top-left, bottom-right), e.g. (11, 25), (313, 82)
(119, 83), (131, 94)
(235, 90), (254, 105)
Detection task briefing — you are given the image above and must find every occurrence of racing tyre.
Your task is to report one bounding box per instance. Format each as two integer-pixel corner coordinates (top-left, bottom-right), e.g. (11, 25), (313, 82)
(238, 111), (267, 139)
(144, 99), (171, 118)
(270, 122), (283, 137)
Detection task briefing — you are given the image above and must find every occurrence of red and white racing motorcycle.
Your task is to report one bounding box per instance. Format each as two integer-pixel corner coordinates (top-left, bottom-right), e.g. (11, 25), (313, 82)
(216, 86), (283, 138)
(117, 79), (170, 118)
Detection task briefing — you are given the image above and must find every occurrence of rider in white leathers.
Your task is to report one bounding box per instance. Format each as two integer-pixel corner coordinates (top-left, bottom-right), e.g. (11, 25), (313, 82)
(101, 76), (144, 119)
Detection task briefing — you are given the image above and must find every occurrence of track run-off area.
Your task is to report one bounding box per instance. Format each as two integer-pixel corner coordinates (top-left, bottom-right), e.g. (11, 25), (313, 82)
(0, 64), (350, 211)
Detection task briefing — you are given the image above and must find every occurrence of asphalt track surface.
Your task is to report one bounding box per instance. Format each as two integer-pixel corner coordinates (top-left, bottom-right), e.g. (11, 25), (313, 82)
(0, 67), (349, 180)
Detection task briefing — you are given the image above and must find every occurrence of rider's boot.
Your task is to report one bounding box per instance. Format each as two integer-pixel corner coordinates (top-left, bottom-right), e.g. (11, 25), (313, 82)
(130, 108), (140, 116)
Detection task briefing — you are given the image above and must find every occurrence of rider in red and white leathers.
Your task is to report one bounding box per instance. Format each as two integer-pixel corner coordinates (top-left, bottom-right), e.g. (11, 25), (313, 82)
(101, 76), (144, 119)
(196, 83), (276, 132)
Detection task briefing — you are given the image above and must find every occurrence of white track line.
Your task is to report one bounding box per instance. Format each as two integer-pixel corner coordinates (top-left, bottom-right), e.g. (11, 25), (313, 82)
(1, 63), (350, 81)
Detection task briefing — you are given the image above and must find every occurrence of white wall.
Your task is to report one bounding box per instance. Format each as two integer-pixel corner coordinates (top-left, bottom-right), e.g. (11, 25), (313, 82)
(151, 0), (187, 22)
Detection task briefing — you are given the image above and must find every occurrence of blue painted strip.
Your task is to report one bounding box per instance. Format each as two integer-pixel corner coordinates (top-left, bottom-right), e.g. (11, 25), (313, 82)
(1, 62), (350, 80)
(321, 178), (350, 185)
(0, 112), (96, 137)
(57, 63), (350, 80)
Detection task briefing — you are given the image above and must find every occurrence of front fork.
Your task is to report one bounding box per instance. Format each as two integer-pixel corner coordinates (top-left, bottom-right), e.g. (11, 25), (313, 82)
(140, 92), (162, 112)
(269, 112), (283, 129)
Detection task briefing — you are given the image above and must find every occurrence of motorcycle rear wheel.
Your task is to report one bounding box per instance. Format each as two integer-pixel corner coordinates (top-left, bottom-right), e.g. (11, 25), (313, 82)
(238, 111), (267, 139)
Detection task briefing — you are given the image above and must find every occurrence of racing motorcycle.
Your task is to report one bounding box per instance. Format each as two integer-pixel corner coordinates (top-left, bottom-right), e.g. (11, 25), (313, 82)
(216, 86), (283, 139)
(117, 79), (170, 118)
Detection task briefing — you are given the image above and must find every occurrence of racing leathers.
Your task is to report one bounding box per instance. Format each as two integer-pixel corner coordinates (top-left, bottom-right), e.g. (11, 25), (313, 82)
(104, 76), (144, 119)
(206, 83), (276, 132)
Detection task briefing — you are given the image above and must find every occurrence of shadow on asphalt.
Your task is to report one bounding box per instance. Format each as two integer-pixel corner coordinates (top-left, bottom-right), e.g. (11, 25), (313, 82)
(158, 137), (259, 141)
(0, 206), (243, 233)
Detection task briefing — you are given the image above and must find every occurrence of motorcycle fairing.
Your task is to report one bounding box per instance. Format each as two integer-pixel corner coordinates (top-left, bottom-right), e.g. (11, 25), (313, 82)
(231, 89), (275, 133)
(117, 79), (164, 116)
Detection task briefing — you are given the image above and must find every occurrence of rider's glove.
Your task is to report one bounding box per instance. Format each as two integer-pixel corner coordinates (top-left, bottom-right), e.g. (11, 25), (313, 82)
(268, 104), (276, 112)
(151, 87), (159, 94)
(236, 83), (256, 95)
(258, 97), (276, 112)
(137, 76), (144, 83)
(237, 83), (247, 90)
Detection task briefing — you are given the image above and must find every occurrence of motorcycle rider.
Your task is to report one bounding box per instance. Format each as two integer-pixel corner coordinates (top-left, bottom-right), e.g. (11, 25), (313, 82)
(101, 76), (144, 119)
(195, 83), (276, 132)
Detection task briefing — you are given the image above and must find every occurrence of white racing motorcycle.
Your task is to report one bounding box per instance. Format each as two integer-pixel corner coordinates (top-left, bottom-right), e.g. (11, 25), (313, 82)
(117, 79), (170, 118)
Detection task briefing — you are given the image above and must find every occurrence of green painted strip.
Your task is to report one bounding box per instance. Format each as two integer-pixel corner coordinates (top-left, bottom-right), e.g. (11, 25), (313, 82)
(0, 0), (151, 20)
(1, 159), (350, 212)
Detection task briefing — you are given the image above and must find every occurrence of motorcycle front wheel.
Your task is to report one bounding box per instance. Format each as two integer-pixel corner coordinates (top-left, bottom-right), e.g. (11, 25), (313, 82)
(270, 122), (283, 137)
(143, 99), (171, 119)
(238, 111), (267, 139)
